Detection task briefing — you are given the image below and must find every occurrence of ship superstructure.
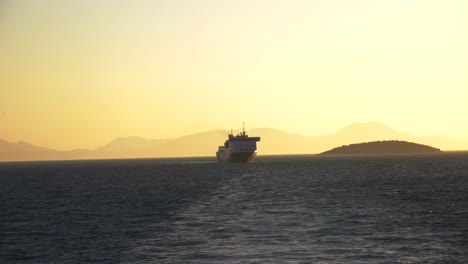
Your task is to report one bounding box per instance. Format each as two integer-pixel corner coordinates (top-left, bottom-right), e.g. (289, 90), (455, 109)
(216, 123), (261, 162)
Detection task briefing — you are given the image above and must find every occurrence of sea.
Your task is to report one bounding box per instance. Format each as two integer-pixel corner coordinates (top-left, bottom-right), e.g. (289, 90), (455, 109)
(1, 153), (467, 263)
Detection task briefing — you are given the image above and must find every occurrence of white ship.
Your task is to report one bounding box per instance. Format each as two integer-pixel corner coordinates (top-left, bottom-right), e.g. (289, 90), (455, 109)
(216, 123), (261, 162)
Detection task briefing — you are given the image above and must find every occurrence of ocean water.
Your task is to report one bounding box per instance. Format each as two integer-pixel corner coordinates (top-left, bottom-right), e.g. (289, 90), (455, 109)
(1, 153), (467, 263)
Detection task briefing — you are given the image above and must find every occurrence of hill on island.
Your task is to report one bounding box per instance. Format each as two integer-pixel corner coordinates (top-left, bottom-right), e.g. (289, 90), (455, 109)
(320, 140), (442, 155)
(1, 122), (465, 162)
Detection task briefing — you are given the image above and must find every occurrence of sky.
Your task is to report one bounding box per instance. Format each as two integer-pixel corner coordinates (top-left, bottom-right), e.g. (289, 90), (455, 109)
(1, 0), (467, 150)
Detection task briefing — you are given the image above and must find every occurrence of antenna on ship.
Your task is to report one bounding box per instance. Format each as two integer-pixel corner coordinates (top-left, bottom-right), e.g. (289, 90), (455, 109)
(243, 122), (246, 136)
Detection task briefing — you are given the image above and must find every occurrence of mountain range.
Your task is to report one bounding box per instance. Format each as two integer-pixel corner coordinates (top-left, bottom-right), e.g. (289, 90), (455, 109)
(1, 122), (467, 162)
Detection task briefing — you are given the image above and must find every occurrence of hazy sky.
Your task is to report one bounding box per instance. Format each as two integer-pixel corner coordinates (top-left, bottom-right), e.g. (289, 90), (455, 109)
(1, 0), (467, 150)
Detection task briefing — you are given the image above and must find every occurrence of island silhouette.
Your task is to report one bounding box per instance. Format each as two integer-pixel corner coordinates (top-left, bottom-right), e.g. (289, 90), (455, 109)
(320, 140), (442, 155)
(1, 122), (465, 161)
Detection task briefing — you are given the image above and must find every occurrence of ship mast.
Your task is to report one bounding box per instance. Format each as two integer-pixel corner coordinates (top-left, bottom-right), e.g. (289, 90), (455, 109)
(243, 122), (246, 136)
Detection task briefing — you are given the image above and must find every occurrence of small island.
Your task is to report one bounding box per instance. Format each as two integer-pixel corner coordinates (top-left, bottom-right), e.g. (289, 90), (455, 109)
(320, 140), (442, 155)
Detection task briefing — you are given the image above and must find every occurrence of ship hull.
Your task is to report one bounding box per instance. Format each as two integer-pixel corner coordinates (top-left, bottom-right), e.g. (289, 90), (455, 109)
(216, 126), (260, 162)
(217, 151), (257, 163)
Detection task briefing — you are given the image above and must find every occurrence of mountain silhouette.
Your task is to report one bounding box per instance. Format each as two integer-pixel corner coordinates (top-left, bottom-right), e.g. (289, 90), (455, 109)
(320, 140), (441, 155)
(334, 122), (412, 141)
(1, 122), (467, 161)
(94, 137), (173, 158)
(0, 140), (51, 152)
(96, 137), (171, 152)
(0, 139), (93, 161)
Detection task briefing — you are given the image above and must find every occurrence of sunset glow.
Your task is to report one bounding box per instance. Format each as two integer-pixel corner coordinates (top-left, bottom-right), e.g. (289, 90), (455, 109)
(1, 0), (467, 150)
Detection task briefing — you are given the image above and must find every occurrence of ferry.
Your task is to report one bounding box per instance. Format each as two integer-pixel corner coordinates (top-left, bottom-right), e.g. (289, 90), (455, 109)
(216, 123), (261, 162)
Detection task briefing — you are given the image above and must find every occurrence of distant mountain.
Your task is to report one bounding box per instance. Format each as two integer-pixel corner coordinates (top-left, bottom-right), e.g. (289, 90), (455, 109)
(96, 137), (170, 152)
(0, 140), (51, 152)
(248, 128), (311, 154)
(0, 139), (93, 161)
(308, 122), (468, 153)
(320, 140), (442, 155)
(94, 130), (230, 158)
(334, 122), (412, 142)
(1, 122), (467, 161)
(93, 137), (173, 158)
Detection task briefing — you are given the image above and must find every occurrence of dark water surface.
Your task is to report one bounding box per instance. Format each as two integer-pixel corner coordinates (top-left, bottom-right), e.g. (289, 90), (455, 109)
(1, 153), (467, 263)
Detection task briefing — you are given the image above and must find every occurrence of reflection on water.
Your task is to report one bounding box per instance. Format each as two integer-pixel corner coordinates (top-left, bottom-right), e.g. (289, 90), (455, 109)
(1, 153), (467, 263)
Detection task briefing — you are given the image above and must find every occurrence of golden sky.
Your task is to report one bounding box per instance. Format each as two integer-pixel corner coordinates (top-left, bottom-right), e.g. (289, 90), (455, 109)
(1, 0), (467, 150)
